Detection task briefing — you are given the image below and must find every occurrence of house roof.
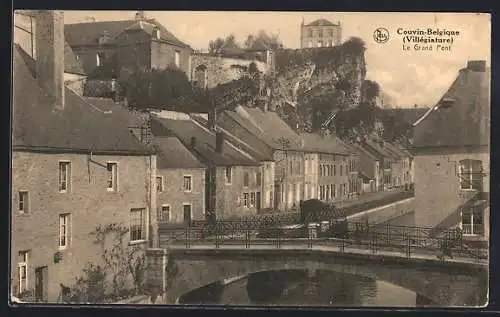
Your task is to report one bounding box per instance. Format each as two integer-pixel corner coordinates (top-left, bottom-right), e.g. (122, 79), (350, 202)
(82, 97), (147, 127)
(362, 140), (398, 160)
(151, 115), (259, 167)
(153, 136), (205, 169)
(235, 106), (305, 151)
(300, 132), (350, 155)
(305, 19), (338, 27)
(380, 108), (430, 126)
(350, 143), (379, 161)
(412, 61), (490, 149)
(190, 114), (273, 162)
(13, 44), (153, 155)
(64, 18), (190, 48)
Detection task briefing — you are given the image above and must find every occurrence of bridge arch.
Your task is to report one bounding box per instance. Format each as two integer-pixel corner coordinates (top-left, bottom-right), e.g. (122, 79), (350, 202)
(165, 249), (487, 306)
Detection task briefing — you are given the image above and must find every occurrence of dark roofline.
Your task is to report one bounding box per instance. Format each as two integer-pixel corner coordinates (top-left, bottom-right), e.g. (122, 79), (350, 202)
(13, 145), (156, 156)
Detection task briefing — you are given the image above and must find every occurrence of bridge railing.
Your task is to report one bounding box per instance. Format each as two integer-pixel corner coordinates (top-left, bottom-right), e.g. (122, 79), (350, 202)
(161, 220), (488, 262)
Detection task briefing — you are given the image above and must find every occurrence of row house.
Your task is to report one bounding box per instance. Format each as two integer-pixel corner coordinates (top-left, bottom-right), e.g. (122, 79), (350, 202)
(64, 11), (192, 96)
(351, 143), (381, 193)
(412, 60), (489, 242)
(300, 132), (355, 203)
(383, 142), (413, 188)
(150, 111), (262, 221)
(11, 11), (157, 303)
(216, 106), (305, 212)
(360, 139), (397, 191)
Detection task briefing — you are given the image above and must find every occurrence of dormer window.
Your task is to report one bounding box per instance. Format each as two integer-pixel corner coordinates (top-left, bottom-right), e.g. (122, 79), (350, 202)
(96, 52), (106, 67)
(153, 27), (161, 40)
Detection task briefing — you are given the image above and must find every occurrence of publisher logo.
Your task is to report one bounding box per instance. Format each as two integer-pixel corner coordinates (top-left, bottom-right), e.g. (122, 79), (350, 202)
(374, 28), (390, 44)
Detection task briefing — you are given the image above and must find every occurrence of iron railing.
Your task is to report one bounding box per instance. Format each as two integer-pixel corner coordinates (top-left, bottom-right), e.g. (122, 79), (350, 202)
(160, 220), (487, 262)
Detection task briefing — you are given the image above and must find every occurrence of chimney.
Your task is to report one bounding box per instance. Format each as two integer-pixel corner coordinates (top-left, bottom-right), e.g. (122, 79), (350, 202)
(467, 60), (486, 72)
(35, 10), (65, 110)
(215, 132), (225, 154)
(208, 107), (217, 131)
(190, 137), (197, 148)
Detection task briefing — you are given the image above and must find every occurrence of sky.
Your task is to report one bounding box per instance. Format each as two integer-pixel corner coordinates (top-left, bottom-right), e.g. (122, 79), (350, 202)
(62, 11), (491, 107)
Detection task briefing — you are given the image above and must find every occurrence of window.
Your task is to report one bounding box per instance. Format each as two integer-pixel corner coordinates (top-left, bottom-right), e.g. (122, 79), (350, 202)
(459, 159), (483, 191)
(159, 205), (170, 222)
(326, 184), (330, 200)
(333, 164), (336, 176)
(153, 27), (161, 40)
(250, 192), (256, 207)
(59, 214), (70, 249)
(340, 165), (343, 176)
(308, 41), (313, 48)
(308, 29), (313, 37)
(183, 204), (192, 225)
(106, 163), (118, 191)
(328, 29), (334, 37)
(156, 176), (163, 192)
(256, 171), (262, 187)
(59, 161), (71, 192)
(18, 251), (29, 293)
(130, 208), (146, 242)
(183, 175), (192, 192)
(317, 41), (323, 47)
(305, 159), (309, 175)
(332, 184), (336, 198)
(96, 52), (106, 67)
(318, 29), (323, 37)
(174, 50), (181, 68)
(19, 191), (29, 213)
(225, 167), (233, 184)
(243, 193), (249, 207)
(243, 172), (249, 187)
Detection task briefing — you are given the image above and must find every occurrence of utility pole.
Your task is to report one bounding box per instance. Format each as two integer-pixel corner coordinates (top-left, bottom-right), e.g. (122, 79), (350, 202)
(277, 136), (291, 213)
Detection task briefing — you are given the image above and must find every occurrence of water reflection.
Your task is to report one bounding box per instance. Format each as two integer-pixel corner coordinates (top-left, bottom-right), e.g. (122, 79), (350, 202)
(178, 269), (418, 307)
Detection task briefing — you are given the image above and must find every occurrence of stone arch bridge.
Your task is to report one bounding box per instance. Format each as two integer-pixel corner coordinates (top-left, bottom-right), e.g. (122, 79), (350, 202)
(148, 248), (487, 307)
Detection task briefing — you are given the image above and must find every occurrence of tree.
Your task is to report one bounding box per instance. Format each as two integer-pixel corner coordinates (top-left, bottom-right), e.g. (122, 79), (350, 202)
(244, 30), (283, 49)
(342, 37), (366, 55)
(208, 33), (241, 54)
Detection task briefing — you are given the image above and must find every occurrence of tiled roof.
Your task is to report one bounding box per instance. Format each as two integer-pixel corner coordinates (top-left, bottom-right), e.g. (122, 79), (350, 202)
(413, 62), (490, 149)
(82, 97), (147, 127)
(380, 108), (429, 126)
(361, 140), (398, 160)
(305, 19), (338, 27)
(236, 106), (304, 151)
(13, 44), (153, 155)
(300, 132), (350, 155)
(190, 114), (273, 162)
(350, 143), (379, 161)
(153, 136), (205, 169)
(151, 116), (259, 167)
(64, 18), (190, 48)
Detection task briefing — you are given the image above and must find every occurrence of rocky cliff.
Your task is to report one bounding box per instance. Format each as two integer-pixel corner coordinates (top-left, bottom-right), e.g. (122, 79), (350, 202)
(269, 38), (368, 133)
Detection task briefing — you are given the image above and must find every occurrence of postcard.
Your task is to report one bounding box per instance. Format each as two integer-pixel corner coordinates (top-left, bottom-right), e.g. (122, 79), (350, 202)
(11, 10), (490, 308)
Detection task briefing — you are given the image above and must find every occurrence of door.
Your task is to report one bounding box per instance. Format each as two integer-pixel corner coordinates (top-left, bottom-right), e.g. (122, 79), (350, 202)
(183, 204), (192, 226)
(34, 266), (48, 302)
(256, 192), (261, 212)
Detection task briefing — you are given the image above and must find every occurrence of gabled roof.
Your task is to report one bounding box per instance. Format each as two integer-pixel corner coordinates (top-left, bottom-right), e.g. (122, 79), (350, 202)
(350, 143), (379, 161)
(305, 19), (338, 27)
(13, 44), (152, 155)
(380, 108), (429, 126)
(150, 115), (259, 167)
(413, 61), (490, 149)
(300, 132), (350, 155)
(153, 136), (205, 169)
(190, 114), (273, 162)
(362, 140), (398, 160)
(235, 106), (304, 151)
(64, 18), (190, 48)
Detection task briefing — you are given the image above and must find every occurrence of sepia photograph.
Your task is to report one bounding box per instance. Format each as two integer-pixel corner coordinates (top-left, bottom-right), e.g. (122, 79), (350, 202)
(11, 10), (490, 307)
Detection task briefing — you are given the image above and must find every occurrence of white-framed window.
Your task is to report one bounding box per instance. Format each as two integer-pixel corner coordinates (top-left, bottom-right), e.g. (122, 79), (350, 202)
(462, 204), (485, 236)
(106, 162), (118, 192)
(159, 205), (170, 222)
(250, 192), (256, 207)
(459, 159), (483, 191)
(19, 191), (29, 214)
(18, 250), (29, 294)
(225, 167), (232, 185)
(59, 161), (71, 193)
(326, 184), (330, 200)
(243, 193), (249, 207)
(308, 30), (313, 37)
(256, 171), (262, 187)
(183, 175), (192, 192)
(174, 50), (181, 68)
(59, 213), (70, 249)
(153, 27), (161, 40)
(130, 208), (146, 242)
(156, 176), (164, 192)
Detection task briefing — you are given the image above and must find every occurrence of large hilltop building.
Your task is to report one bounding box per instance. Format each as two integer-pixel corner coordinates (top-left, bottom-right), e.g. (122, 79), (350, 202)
(300, 18), (342, 48)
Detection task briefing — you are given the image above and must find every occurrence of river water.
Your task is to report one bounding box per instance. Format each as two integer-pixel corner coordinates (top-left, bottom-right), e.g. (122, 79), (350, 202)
(178, 269), (425, 307)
